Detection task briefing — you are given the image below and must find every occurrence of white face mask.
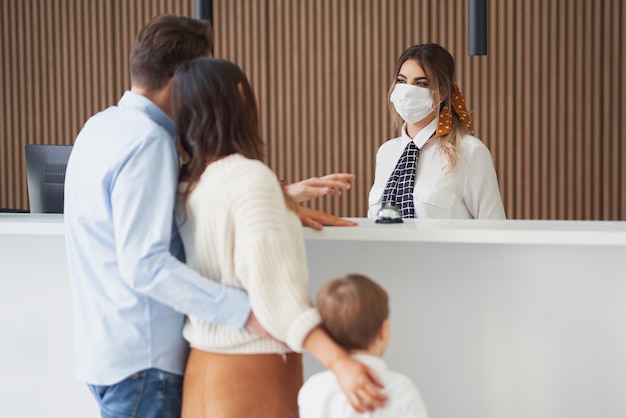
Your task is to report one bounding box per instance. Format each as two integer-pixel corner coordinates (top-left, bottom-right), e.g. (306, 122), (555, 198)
(390, 84), (434, 123)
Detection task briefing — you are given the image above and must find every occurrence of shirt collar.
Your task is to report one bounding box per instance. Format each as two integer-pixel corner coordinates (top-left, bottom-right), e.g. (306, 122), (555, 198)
(401, 118), (438, 148)
(351, 354), (389, 373)
(118, 91), (177, 138)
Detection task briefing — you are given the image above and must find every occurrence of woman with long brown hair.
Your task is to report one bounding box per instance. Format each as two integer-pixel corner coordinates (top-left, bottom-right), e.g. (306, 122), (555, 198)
(368, 43), (505, 219)
(172, 57), (386, 418)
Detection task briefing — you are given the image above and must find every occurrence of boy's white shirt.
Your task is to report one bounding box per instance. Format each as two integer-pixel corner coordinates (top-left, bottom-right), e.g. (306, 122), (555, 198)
(298, 354), (430, 418)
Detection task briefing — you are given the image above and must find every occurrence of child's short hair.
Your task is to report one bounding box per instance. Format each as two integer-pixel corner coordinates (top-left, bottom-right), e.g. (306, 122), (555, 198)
(316, 274), (389, 350)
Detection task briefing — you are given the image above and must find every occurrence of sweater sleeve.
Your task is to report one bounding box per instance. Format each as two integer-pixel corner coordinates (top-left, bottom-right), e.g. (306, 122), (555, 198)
(231, 161), (321, 352)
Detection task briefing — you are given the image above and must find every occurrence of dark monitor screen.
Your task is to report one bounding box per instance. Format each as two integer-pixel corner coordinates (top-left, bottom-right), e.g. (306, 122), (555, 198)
(25, 144), (73, 213)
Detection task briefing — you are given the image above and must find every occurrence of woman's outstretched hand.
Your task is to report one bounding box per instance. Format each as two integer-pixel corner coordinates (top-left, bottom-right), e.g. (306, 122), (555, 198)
(296, 206), (358, 231)
(285, 173), (355, 202)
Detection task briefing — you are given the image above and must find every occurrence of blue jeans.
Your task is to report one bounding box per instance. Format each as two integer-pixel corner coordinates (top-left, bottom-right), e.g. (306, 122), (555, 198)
(88, 369), (183, 418)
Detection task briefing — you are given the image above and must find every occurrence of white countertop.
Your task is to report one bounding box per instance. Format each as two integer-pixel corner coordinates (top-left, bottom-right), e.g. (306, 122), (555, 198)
(303, 218), (626, 246)
(2, 213), (625, 418)
(0, 213), (65, 235)
(2, 213), (626, 246)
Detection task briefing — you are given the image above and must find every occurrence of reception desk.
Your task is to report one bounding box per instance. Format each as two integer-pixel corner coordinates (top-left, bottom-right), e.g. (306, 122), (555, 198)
(1, 214), (626, 418)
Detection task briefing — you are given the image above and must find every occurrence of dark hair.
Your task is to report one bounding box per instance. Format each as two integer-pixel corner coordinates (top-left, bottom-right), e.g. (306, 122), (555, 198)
(316, 274), (389, 351)
(172, 57), (265, 204)
(130, 14), (213, 91)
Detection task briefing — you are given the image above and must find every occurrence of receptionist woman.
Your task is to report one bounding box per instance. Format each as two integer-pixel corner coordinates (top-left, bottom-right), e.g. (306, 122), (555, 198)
(368, 43), (506, 220)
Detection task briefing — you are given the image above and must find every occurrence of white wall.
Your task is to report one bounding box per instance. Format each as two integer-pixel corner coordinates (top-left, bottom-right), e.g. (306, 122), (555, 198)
(302, 238), (626, 418)
(0, 231), (98, 417)
(2, 215), (626, 418)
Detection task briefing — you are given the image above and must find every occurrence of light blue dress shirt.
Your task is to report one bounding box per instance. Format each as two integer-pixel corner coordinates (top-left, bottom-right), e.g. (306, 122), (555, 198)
(64, 91), (250, 385)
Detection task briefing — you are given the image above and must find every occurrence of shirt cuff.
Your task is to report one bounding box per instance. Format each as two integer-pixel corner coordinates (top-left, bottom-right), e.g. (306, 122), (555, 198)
(215, 285), (251, 329)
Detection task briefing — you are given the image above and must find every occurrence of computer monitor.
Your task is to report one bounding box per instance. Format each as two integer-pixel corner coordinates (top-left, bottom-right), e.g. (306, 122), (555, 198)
(25, 144), (73, 213)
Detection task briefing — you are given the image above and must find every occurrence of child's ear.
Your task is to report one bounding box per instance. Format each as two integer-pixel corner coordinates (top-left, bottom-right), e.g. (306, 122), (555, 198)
(378, 318), (390, 342)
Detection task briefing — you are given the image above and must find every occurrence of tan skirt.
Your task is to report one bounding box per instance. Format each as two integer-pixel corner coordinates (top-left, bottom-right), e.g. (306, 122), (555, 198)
(181, 348), (303, 418)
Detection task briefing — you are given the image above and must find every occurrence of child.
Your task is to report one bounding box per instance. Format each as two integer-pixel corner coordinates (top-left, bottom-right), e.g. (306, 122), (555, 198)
(298, 274), (430, 418)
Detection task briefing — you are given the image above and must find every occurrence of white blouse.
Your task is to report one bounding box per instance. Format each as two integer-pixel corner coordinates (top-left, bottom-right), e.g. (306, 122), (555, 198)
(368, 120), (506, 219)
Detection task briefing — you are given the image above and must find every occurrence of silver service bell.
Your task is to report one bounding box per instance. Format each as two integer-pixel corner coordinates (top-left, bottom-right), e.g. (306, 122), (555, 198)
(375, 205), (403, 224)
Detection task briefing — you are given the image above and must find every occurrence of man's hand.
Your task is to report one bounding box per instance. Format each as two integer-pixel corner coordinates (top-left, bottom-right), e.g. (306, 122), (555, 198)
(297, 206), (358, 231)
(244, 311), (281, 342)
(285, 173), (355, 203)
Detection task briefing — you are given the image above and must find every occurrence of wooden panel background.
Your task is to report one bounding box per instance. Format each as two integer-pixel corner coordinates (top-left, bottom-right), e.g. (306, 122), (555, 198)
(0, 0), (194, 211)
(2, 0), (625, 219)
(214, 0), (626, 220)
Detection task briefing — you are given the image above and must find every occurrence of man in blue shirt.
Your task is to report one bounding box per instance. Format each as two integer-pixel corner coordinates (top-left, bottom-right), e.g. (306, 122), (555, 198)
(65, 13), (358, 418)
(64, 14), (253, 418)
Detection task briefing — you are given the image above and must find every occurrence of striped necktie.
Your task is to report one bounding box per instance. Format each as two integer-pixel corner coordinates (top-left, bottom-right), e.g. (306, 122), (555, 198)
(381, 141), (419, 218)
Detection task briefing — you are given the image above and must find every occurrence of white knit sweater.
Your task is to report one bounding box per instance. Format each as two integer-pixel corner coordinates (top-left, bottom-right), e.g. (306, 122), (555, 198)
(177, 154), (321, 354)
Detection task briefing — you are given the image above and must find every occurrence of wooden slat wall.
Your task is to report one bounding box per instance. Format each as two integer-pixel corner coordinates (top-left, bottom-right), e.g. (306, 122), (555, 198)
(214, 0), (626, 220)
(2, 0), (625, 219)
(0, 0), (194, 211)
